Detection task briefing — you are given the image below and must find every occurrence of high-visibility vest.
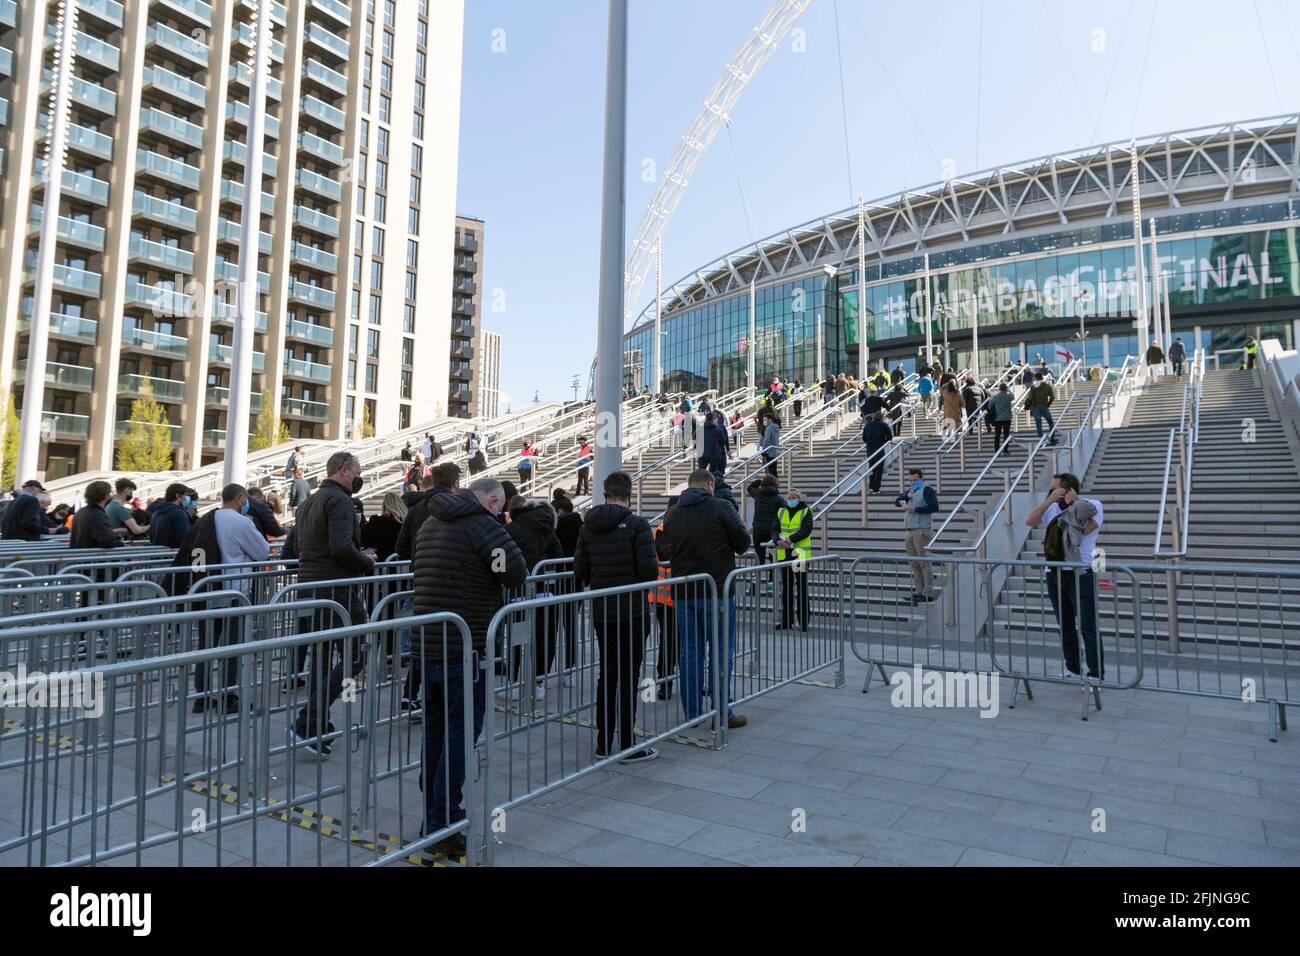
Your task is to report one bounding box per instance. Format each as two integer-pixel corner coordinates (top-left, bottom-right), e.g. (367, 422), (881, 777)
(648, 527), (673, 606)
(1245, 340), (1258, 355)
(775, 505), (812, 561)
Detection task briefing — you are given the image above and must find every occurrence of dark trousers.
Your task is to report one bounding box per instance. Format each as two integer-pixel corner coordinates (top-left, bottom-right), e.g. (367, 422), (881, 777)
(1172, 358), (1185, 377)
(763, 454), (778, 478)
(194, 615), (242, 695)
(593, 614), (648, 754)
(422, 657), (486, 833)
(576, 468), (591, 496)
(1246, 353), (1257, 369)
(994, 419), (1011, 451)
(653, 601), (678, 689)
(295, 589), (368, 737)
(517, 466), (533, 492)
(510, 604), (562, 680)
(780, 557), (810, 631)
(869, 460), (885, 493)
(1045, 569), (1103, 679)
(753, 534), (771, 567)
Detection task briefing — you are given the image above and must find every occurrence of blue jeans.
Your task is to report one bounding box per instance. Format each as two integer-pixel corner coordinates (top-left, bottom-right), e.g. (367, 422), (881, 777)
(675, 597), (735, 721)
(1032, 406), (1055, 438)
(422, 657), (486, 833)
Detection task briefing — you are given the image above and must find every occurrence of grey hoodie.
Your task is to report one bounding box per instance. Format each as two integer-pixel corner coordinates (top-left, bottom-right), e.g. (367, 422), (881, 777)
(1060, 497), (1099, 564)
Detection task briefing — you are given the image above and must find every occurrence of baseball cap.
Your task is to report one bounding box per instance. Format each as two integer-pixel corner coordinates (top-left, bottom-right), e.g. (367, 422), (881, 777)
(21, 480), (45, 492)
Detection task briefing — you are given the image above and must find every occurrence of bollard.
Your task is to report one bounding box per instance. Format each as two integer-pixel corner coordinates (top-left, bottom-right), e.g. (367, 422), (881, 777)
(833, 456), (840, 491)
(898, 451), (906, 492)
(934, 453), (942, 495)
(819, 513), (829, 552)
(1004, 470), (1014, 526)
(959, 430), (966, 472)
(976, 507), (987, 559)
(1166, 565), (1180, 654)
(860, 475), (868, 527)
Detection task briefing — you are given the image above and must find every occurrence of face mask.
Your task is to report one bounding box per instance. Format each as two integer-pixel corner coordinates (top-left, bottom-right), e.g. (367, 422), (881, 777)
(910, 479), (925, 492)
(351, 475), (365, 494)
(240, 500), (251, 515)
(786, 498), (799, 509)
(183, 496), (192, 508)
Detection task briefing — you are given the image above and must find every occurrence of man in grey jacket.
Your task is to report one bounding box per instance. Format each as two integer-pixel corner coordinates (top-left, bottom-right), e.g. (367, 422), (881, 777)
(759, 413), (781, 478)
(894, 468), (940, 605)
(991, 383), (1015, 453)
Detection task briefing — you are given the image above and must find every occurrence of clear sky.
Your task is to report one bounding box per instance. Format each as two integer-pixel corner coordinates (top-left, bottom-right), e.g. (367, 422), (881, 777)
(455, 0), (1300, 408)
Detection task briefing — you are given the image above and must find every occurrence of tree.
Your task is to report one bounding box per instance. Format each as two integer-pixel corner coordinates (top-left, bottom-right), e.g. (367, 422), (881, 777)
(0, 387), (19, 491)
(115, 379), (174, 472)
(358, 401), (374, 439)
(249, 389), (290, 452)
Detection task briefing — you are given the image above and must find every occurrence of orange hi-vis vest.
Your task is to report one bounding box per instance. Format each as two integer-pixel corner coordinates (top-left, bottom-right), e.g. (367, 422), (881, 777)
(649, 525), (673, 607)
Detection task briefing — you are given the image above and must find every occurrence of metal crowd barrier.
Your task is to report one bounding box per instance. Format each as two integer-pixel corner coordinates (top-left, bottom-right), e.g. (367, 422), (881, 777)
(0, 578), (158, 620)
(0, 603), (487, 867)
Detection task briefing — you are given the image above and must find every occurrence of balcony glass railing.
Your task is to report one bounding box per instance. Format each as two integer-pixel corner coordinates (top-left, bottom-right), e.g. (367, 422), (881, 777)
(301, 95), (345, 130)
(213, 259), (270, 292)
(0, 0), (16, 28)
(28, 209), (106, 249)
(116, 420), (182, 442)
(77, 0), (125, 27)
(294, 204), (339, 235)
(303, 58), (348, 95)
(291, 242), (338, 272)
(129, 235), (194, 272)
(220, 180), (277, 214)
(146, 22), (208, 66)
(287, 319), (335, 346)
(43, 411), (91, 439)
(287, 280), (335, 309)
(136, 148), (201, 188)
(143, 65), (206, 107)
(121, 325), (189, 357)
(124, 279), (192, 316)
(209, 344), (266, 372)
(295, 168), (341, 201)
(215, 217), (272, 253)
(282, 396), (331, 420)
(120, 374), (185, 402)
(139, 106), (204, 147)
(308, 0), (350, 26)
(0, 46), (12, 78)
(31, 264), (104, 296)
(58, 121), (114, 160)
(133, 192), (198, 230)
(306, 22), (349, 59)
(154, 0), (211, 27)
(223, 140), (279, 175)
(32, 165), (111, 204)
(202, 429), (227, 449)
(298, 131), (344, 165)
(16, 360), (95, 390)
(207, 386), (262, 413)
(210, 302), (268, 332)
(225, 99), (281, 137)
(283, 357), (332, 383)
(20, 310), (99, 342)
(0, 96), (6, 127)
(234, 23), (285, 61)
(62, 30), (121, 71)
(227, 62), (283, 100)
(42, 71), (118, 114)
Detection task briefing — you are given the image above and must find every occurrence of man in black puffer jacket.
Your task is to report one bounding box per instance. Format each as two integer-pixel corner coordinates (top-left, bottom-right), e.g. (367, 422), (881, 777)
(746, 474), (783, 565)
(412, 477), (526, 856)
(395, 462), (460, 562)
(574, 471), (659, 762)
(290, 452), (376, 756)
(659, 469), (751, 730)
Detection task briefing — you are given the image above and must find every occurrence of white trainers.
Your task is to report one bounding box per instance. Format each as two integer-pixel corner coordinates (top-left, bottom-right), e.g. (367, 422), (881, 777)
(561, 674), (575, 688)
(533, 684), (546, 702)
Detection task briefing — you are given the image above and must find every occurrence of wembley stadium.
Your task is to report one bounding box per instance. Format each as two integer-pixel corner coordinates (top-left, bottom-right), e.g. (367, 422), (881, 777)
(623, 114), (1300, 393)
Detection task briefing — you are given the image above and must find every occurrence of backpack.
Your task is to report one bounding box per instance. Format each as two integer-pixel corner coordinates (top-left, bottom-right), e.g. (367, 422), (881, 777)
(1043, 513), (1067, 562)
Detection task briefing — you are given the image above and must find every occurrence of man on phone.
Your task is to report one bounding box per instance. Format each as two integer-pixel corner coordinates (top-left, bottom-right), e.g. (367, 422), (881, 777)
(1026, 473), (1104, 680)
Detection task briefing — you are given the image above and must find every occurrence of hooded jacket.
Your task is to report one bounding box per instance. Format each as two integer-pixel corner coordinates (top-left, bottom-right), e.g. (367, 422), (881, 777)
(148, 499), (192, 549)
(395, 484), (454, 561)
(574, 504), (657, 623)
(293, 477), (374, 583)
(659, 487), (750, 589)
(747, 480), (783, 542)
(555, 511), (583, 557)
(700, 418), (727, 464)
(863, 418), (893, 455)
(506, 500), (563, 575)
(411, 489), (528, 659)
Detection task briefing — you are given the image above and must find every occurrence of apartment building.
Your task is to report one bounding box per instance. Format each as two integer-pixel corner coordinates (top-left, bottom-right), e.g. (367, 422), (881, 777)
(476, 326), (500, 419)
(0, 0), (463, 478)
(448, 213), (480, 418)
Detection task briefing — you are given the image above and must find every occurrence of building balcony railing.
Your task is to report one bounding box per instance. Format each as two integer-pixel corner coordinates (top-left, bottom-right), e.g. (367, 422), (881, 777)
(283, 357), (332, 383)
(146, 22), (208, 67)
(307, 0), (349, 27)
(213, 259), (270, 292)
(287, 318), (335, 346)
(142, 64), (207, 109)
(120, 374), (186, 403)
(133, 191), (198, 231)
(291, 242), (338, 272)
(153, 0), (212, 28)
(28, 209), (106, 250)
(295, 167), (341, 201)
(43, 28), (120, 72)
(303, 58), (348, 96)
(452, 319), (474, 337)
(451, 367), (472, 382)
(454, 278), (477, 295)
(124, 279), (192, 317)
(222, 139), (280, 175)
(116, 420), (182, 442)
(237, 0), (286, 25)
(216, 217), (272, 253)
(233, 22), (285, 62)
(210, 302), (268, 332)
(0, 46), (13, 79)
(227, 62), (283, 101)
(15, 360), (95, 391)
(453, 297), (474, 315)
(282, 396), (331, 420)
(136, 148), (201, 189)
(225, 99), (281, 137)
(121, 325), (189, 358)
(298, 130), (344, 166)
(454, 255), (478, 273)
(129, 235), (194, 273)
(209, 344), (266, 373)
(456, 233), (479, 253)
(300, 95), (345, 131)
(206, 386), (263, 413)
(287, 279), (335, 310)
(76, 0), (125, 27)
(451, 343), (475, 360)
(19, 310), (99, 344)
(42, 411), (91, 439)
(24, 263), (103, 297)
(294, 204), (339, 236)
(32, 165), (110, 205)
(139, 106), (205, 149)
(202, 429), (227, 449)
(42, 70), (118, 114)
(219, 180), (277, 215)
(305, 22), (349, 60)
(0, 0), (16, 28)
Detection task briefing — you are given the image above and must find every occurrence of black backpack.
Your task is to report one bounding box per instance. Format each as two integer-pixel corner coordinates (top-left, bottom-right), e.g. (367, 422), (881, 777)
(1043, 513), (1067, 562)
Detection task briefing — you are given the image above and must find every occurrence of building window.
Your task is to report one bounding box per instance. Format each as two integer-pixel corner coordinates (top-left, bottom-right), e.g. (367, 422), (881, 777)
(347, 359), (357, 389)
(350, 288), (360, 319)
(352, 254), (362, 284)
(357, 153), (367, 183)
(374, 160), (387, 190)
(416, 50), (426, 78)
(371, 259), (383, 290)
(384, 0), (395, 27)
(364, 52), (373, 81)
(372, 226), (385, 257)
(360, 119), (369, 148)
(367, 328), (380, 358)
(411, 113), (423, 140)
(369, 293), (381, 324)
(399, 404), (410, 430)
(407, 206), (419, 233)
(411, 143), (423, 171)
(406, 239), (418, 268)
(401, 337), (414, 365)
(405, 271), (417, 301)
(409, 175), (420, 203)
(403, 304), (415, 333)
(416, 19), (427, 47)
(400, 369), (412, 399)
(413, 83), (425, 112)
(378, 94), (391, 123)
(354, 219), (364, 246)
(346, 394), (355, 423)
(365, 363), (378, 392)
(357, 184), (366, 210)
(377, 127), (389, 158)
(374, 193), (386, 221)
(348, 325), (359, 354)
(382, 32), (394, 63)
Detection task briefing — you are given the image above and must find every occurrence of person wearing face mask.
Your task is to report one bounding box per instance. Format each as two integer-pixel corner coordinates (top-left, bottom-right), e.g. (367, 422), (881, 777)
(290, 452), (378, 757)
(148, 483), (193, 549)
(771, 489), (814, 631)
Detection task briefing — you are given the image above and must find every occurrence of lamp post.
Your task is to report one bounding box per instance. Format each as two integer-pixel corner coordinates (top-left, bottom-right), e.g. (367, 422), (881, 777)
(1073, 287), (1093, 371)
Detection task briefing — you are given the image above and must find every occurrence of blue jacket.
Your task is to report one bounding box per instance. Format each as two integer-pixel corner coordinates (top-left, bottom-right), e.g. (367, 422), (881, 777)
(701, 419), (727, 463)
(149, 500), (192, 549)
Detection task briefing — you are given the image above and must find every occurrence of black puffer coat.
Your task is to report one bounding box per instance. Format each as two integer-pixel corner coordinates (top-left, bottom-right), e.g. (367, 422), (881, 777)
(293, 478), (373, 582)
(411, 490), (527, 660)
(506, 500), (562, 575)
(395, 484), (453, 561)
(747, 480), (783, 544)
(555, 511), (583, 557)
(659, 487), (750, 590)
(574, 504), (657, 623)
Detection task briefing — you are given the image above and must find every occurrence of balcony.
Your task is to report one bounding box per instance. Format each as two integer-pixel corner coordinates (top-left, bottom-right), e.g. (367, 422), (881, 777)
(303, 58), (348, 96)
(136, 148), (200, 189)
(213, 258), (270, 292)
(452, 343), (475, 360)
(133, 192), (198, 231)
(140, 106), (204, 148)
(19, 310), (99, 344)
(287, 318), (334, 346)
(223, 140), (280, 175)
(153, 0), (211, 28)
(238, 0), (286, 24)
(42, 411), (91, 440)
(201, 429), (227, 449)
(454, 255), (478, 273)
(288, 279), (335, 309)
(305, 23), (348, 60)
(450, 385), (472, 403)
(26, 264), (104, 297)
(121, 325), (189, 358)
(0, 96), (7, 127)
(295, 167), (341, 201)
(146, 22), (207, 67)
(43, 29), (121, 72)
(42, 71), (118, 115)
(219, 180), (277, 215)
(0, 0), (15, 28)
(453, 296), (474, 316)
(209, 344), (266, 373)
(206, 386), (262, 413)
(233, 23), (285, 62)
(308, 0), (350, 27)
(227, 62), (283, 101)
(120, 374), (185, 403)
(451, 366), (472, 382)
(143, 65), (207, 109)
(300, 95), (345, 131)
(15, 360), (95, 391)
(454, 277), (477, 296)
(210, 302), (268, 332)
(39, 119), (114, 161)
(457, 233), (479, 253)
(129, 235), (194, 273)
(282, 396), (330, 420)
(452, 319), (474, 338)
(225, 99), (281, 138)
(0, 46), (11, 78)
(28, 209), (106, 251)
(32, 166), (110, 205)
(216, 217), (272, 253)
(77, 0), (125, 28)
(283, 357), (332, 383)
(291, 242), (338, 272)
(294, 204), (339, 236)
(116, 420), (182, 442)
(298, 131), (344, 165)
(124, 279), (192, 316)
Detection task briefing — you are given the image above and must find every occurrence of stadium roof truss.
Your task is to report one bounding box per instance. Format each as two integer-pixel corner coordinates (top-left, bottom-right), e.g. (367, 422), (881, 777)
(630, 113), (1300, 332)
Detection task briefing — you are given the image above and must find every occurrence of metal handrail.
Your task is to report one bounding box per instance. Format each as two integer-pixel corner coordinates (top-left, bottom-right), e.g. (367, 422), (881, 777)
(646, 441), (807, 525)
(810, 437), (918, 518)
(1153, 348), (1205, 556)
(935, 363), (1031, 454)
(829, 394), (925, 458)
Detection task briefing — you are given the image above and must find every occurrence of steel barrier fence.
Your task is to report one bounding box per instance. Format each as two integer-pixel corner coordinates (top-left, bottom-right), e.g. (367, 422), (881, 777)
(0, 604), (487, 867)
(0, 578), (158, 619)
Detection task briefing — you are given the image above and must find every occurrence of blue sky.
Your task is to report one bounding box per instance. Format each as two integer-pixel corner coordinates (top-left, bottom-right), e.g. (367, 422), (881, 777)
(456, 0), (1300, 407)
